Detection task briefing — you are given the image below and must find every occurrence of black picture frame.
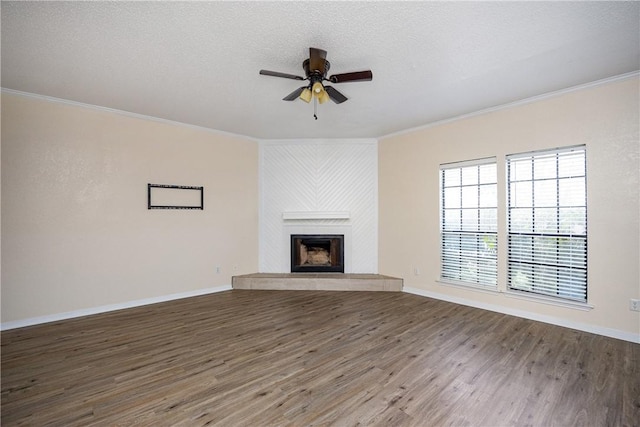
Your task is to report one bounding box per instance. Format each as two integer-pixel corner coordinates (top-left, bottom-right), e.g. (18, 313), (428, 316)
(147, 184), (204, 210)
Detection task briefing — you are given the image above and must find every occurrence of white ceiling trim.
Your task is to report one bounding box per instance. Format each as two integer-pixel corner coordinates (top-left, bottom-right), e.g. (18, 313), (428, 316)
(259, 138), (377, 145)
(378, 71), (640, 141)
(3, 70), (637, 142)
(0, 87), (260, 142)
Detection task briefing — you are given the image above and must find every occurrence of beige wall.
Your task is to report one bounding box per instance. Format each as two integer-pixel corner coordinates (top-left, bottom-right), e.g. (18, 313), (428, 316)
(379, 77), (640, 340)
(2, 77), (638, 340)
(1, 93), (259, 323)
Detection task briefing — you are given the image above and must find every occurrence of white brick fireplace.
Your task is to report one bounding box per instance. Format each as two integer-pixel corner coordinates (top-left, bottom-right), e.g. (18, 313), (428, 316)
(259, 139), (378, 273)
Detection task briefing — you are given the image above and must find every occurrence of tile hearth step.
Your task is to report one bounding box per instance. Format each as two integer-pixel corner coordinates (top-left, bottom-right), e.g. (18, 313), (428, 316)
(232, 273), (403, 292)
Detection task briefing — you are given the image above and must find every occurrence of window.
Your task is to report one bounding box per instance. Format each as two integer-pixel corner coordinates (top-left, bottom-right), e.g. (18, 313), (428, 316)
(440, 159), (497, 287)
(507, 146), (587, 302)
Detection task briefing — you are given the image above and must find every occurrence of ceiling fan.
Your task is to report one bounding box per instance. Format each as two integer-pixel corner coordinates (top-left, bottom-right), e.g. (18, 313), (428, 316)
(259, 47), (373, 119)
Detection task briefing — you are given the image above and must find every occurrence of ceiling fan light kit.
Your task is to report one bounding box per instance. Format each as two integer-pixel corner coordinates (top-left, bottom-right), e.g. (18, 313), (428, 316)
(299, 88), (312, 103)
(259, 47), (373, 119)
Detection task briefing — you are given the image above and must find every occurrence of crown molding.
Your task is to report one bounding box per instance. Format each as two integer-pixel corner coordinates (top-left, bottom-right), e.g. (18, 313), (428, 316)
(1, 88), (260, 143)
(379, 71), (640, 140)
(4, 70), (638, 142)
(259, 138), (378, 145)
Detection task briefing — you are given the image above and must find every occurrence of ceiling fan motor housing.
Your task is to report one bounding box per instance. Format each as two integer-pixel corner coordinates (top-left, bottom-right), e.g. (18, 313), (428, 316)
(303, 58), (330, 81)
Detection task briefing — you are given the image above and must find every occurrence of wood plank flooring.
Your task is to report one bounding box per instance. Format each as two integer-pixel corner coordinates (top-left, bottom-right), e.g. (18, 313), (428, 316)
(2, 290), (639, 426)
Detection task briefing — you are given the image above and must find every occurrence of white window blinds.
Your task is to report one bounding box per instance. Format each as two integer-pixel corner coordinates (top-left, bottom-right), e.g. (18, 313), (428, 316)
(440, 158), (497, 287)
(507, 146), (587, 302)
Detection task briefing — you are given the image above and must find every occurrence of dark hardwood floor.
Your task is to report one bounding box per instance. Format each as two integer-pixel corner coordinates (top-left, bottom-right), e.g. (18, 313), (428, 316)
(2, 290), (639, 426)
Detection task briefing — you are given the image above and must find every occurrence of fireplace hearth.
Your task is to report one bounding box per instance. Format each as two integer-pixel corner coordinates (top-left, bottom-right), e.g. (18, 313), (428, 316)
(291, 234), (344, 273)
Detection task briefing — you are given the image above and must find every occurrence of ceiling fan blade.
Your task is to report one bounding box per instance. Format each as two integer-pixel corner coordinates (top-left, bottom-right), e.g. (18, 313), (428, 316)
(324, 86), (348, 104)
(309, 47), (328, 74)
(282, 86), (307, 101)
(260, 70), (305, 80)
(329, 70), (373, 83)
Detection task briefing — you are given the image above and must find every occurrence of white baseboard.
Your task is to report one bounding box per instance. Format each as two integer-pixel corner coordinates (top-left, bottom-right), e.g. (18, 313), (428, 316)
(1, 285), (232, 331)
(403, 287), (640, 344)
(4, 285), (637, 344)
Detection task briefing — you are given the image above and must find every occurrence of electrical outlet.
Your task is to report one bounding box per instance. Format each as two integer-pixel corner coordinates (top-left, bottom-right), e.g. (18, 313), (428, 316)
(414, 267), (421, 276)
(630, 299), (640, 312)
(215, 266), (221, 274)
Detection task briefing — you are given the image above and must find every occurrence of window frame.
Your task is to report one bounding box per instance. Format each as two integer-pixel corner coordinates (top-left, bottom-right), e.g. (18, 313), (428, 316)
(506, 145), (588, 303)
(439, 157), (498, 289)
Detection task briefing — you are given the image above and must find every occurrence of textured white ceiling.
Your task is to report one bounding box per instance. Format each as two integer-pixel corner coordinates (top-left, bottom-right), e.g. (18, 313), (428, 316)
(2, 1), (639, 139)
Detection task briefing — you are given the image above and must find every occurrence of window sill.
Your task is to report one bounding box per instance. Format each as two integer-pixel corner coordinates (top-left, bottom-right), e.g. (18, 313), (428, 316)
(437, 279), (499, 295)
(504, 290), (594, 311)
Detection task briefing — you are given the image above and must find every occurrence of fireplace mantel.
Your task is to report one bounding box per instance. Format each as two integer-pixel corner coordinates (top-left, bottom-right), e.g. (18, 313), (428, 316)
(282, 211), (350, 220)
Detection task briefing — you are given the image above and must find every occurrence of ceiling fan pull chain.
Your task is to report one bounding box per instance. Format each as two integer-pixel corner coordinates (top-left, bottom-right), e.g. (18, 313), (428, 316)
(314, 97), (318, 120)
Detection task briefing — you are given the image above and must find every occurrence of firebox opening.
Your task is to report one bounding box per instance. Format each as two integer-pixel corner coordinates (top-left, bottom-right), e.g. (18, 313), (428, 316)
(291, 234), (344, 273)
